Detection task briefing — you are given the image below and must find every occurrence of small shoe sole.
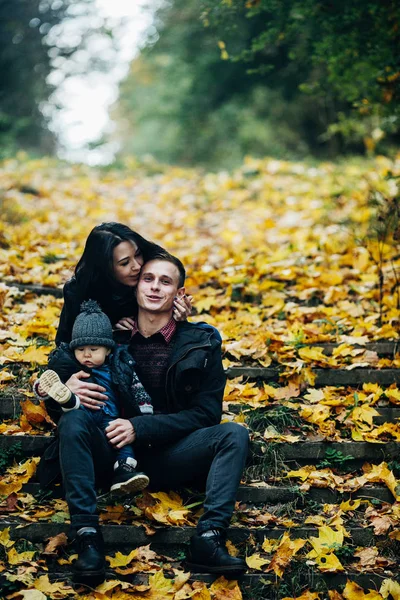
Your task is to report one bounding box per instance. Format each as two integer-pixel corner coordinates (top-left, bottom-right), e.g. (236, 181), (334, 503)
(110, 474), (149, 495)
(39, 370), (71, 404)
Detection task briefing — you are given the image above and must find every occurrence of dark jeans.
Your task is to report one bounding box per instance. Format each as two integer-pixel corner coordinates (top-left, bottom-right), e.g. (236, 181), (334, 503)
(57, 409), (249, 533)
(80, 405), (135, 464)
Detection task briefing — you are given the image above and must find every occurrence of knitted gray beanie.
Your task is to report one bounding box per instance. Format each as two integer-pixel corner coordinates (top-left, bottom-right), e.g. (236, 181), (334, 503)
(70, 300), (115, 350)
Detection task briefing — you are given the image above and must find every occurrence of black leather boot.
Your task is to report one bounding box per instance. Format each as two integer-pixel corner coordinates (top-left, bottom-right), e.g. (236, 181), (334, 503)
(186, 529), (247, 575)
(72, 529), (106, 586)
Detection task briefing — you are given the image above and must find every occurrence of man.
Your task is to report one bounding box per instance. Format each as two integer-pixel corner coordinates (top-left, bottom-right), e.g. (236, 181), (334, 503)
(37, 253), (249, 584)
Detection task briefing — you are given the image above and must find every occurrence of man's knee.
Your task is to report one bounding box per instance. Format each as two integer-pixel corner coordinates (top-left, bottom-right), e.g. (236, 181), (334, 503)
(219, 422), (249, 448)
(58, 409), (91, 440)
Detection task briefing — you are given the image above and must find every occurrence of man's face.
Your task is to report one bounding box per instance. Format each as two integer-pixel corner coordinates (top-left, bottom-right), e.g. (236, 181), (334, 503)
(137, 260), (184, 314)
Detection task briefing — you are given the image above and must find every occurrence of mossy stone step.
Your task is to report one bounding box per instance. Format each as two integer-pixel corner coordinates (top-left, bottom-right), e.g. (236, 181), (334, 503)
(12, 569), (400, 595)
(2, 391), (400, 422)
(20, 481), (395, 505)
(1, 280), (63, 297)
(226, 367), (400, 386)
(1, 434), (399, 463)
(0, 522), (379, 547)
(227, 404), (400, 426)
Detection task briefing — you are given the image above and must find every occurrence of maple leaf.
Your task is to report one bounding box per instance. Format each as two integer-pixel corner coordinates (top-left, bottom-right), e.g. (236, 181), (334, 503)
(7, 591), (47, 599)
(0, 369), (16, 383)
(261, 538), (280, 553)
(226, 540), (239, 557)
(328, 592), (344, 600)
(0, 527), (15, 548)
(298, 346), (332, 366)
(380, 579), (400, 600)
(273, 382), (300, 401)
(107, 548), (139, 568)
(245, 552), (270, 570)
(33, 574), (75, 596)
(313, 551), (344, 572)
(266, 531), (306, 577)
(362, 462), (400, 501)
(343, 580), (383, 600)
(0, 457), (40, 497)
(303, 388), (325, 403)
(42, 532), (68, 556)
(7, 547), (36, 565)
(307, 525), (344, 559)
(209, 576), (242, 600)
(339, 499), (362, 512)
(175, 582), (211, 600)
(353, 547), (379, 568)
(21, 399), (53, 426)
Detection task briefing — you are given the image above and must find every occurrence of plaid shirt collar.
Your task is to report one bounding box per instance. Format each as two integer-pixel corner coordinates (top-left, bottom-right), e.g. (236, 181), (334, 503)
(131, 317), (176, 344)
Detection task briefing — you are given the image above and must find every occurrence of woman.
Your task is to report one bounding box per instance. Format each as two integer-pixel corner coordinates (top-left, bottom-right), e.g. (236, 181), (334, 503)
(56, 222), (192, 345)
(55, 222), (192, 405)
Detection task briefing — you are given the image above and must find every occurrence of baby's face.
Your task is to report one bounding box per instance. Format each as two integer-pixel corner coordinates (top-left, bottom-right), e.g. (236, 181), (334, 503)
(74, 346), (110, 368)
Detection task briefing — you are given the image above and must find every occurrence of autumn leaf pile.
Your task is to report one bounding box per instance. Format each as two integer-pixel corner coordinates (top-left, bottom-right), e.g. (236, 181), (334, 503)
(1, 153), (400, 599)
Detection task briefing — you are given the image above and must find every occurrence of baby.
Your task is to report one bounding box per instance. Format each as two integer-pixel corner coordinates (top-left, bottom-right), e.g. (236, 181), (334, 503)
(37, 300), (152, 495)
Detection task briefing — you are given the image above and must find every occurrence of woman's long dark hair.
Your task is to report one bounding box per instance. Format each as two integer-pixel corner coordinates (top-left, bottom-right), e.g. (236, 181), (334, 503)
(74, 222), (165, 298)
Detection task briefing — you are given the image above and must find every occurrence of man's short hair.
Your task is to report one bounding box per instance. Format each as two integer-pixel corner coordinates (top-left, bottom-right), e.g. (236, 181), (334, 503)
(148, 252), (186, 288)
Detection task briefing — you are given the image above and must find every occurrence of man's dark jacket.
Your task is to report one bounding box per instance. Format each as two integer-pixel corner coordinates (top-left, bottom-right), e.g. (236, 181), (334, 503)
(38, 321), (225, 487)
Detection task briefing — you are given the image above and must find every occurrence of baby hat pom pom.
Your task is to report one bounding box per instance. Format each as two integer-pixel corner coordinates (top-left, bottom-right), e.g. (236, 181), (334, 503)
(79, 299), (103, 314)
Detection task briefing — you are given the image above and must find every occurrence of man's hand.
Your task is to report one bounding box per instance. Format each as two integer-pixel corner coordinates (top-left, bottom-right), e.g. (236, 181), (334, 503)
(65, 371), (107, 409)
(114, 316), (136, 331)
(106, 418), (136, 448)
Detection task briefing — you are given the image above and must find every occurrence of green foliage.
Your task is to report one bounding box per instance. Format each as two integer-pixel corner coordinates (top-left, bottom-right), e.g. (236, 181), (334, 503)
(0, 442), (23, 476)
(246, 405), (305, 434)
(317, 448), (354, 470)
(112, 0), (332, 168)
(202, 0), (400, 152)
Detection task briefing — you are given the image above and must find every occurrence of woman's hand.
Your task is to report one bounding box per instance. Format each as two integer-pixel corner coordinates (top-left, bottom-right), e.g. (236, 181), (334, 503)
(106, 418), (136, 448)
(114, 316), (136, 331)
(65, 371), (107, 409)
(173, 294), (193, 321)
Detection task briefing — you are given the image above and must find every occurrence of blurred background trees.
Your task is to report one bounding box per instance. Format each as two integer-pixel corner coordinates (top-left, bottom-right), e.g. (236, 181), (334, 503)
(0, 0), (110, 159)
(110, 0), (400, 168)
(1, 0), (399, 167)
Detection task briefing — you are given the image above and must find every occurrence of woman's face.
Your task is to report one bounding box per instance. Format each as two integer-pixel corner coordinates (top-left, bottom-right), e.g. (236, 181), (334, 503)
(112, 241), (144, 287)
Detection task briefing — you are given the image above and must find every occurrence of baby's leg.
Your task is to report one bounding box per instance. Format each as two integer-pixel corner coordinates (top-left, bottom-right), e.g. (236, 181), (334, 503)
(38, 370), (79, 409)
(103, 425), (148, 495)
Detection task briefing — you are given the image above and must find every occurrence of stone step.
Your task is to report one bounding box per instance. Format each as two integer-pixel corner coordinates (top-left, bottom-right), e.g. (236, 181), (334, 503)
(226, 366), (400, 386)
(1, 434), (399, 464)
(2, 389), (400, 422)
(0, 522), (379, 547)
(227, 404), (400, 426)
(21, 569), (400, 595)
(1, 280), (63, 297)
(21, 481), (394, 505)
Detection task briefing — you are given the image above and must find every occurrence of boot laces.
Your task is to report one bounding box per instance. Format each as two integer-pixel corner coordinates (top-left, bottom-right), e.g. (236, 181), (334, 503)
(204, 529), (225, 547)
(77, 533), (100, 552)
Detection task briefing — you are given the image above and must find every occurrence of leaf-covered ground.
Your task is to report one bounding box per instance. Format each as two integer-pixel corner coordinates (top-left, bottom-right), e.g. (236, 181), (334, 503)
(1, 154), (400, 599)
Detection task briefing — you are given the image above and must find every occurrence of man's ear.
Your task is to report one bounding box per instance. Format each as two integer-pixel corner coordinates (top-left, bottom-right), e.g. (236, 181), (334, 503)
(177, 287), (185, 298)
